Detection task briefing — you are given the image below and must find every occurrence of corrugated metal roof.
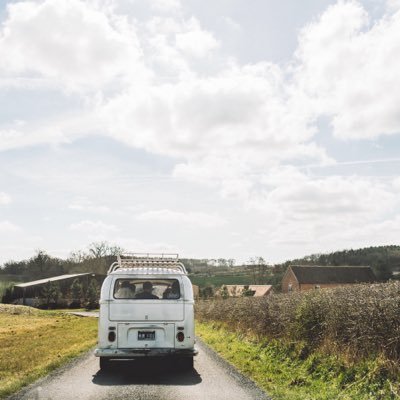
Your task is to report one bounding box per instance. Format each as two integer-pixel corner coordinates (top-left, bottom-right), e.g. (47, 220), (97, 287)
(14, 273), (92, 288)
(111, 267), (184, 275)
(290, 265), (376, 284)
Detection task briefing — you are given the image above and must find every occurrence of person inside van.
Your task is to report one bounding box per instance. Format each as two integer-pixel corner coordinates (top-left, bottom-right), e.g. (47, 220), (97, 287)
(135, 281), (159, 299)
(115, 280), (136, 298)
(163, 280), (180, 299)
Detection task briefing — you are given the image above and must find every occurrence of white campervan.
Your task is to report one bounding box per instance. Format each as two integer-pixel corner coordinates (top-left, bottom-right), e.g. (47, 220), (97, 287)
(95, 253), (197, 370)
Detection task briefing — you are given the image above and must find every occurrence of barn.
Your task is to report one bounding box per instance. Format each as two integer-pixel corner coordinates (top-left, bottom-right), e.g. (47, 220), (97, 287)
(282, 265), (376, 293)
(12, 273), (105, 307)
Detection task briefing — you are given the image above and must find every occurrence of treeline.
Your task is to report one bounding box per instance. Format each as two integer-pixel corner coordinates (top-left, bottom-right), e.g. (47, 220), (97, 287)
(0, 242), (122, 281)
(2, 244), (399, 288)
(281, 245), (400, 281)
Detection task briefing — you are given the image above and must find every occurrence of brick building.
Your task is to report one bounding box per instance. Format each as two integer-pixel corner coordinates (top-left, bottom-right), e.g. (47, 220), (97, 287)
(281, 265), (376, 293)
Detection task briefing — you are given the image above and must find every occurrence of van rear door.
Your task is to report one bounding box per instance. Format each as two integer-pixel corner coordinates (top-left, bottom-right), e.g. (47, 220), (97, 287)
(108, 277), (185, 322)
(109, 300), (184, 321)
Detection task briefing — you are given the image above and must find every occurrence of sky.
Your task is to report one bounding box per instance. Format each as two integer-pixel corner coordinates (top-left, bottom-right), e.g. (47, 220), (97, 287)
(1, 0), (400, 265)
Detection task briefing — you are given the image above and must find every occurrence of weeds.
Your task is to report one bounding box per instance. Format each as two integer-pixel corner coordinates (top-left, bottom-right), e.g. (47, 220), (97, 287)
(196, 281), (400, 368)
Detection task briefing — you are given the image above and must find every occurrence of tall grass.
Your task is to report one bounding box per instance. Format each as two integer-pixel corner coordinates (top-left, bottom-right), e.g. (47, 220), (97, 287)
(196, 281), (400, 366)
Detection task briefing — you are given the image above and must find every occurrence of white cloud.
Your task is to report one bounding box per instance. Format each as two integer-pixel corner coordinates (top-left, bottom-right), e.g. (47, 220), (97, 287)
(135, 209), (225, 228)
(0, 221), (21, 233)
(0, 192), (12, 205)
(386, 0), (400, 12)
(150, 0), (181, 12)
(113, 236), (178, 254)
(0, 0), (145, 91)
(392, 176), (400, 191)
(250, 168), (399, 254)
(295, 1), (400, 139)
(175, 17), (219, 58)
(68, 197), (110, 214)
(69, 220), (118, 234)
(1, 0), (400, 264)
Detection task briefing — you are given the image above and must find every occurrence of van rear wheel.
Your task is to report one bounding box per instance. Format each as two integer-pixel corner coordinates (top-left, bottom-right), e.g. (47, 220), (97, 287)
(100, 357), (111, 371)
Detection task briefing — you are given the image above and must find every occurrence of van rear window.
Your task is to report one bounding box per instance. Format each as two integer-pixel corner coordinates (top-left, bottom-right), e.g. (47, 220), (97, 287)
(113, 279), (181, 300)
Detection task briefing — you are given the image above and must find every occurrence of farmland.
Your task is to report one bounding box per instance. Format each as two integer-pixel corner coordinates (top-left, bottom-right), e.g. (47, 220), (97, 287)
(189, 273), (254, 288)
(0, 305), (97, 399)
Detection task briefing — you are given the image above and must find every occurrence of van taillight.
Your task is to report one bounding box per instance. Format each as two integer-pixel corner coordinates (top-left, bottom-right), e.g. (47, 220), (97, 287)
(108, 331), (116, 342)
(176, 332), (185, 342)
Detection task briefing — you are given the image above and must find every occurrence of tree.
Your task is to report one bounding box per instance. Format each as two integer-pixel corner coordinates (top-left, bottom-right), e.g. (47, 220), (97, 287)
(247, 256), (269, 284)
(241, 285), (255, 297)
(1, 285), (15, 304)
(41, 282), (61, 308)
(70, 279), (83, 308)
(85, 279), (100, 309)
(230, 285), (239, 297)
(88, 242), (123, 258)
(29, 250), (51, 278)
(201, 286), (214, 299)
(220, 285), (229, 299)
(217, 259), (228, 268)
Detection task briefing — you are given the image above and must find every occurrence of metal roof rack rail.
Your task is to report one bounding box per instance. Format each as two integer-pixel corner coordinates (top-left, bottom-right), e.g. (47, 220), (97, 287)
(107, 252), (187, 275)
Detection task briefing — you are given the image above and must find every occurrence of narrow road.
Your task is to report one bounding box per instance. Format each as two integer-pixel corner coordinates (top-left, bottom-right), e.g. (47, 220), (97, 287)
(9, 339), (269, 400)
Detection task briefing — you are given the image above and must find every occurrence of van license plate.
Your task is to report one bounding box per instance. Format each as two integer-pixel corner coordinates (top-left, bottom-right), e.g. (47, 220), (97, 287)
(138, 331), (155, 340)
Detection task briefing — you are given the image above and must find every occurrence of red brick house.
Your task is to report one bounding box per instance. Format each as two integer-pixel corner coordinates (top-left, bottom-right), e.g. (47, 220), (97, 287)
(281, 265), (376, 293)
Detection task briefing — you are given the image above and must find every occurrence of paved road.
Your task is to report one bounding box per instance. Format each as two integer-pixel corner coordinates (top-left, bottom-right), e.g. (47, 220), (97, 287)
(9, 339), (269, 400)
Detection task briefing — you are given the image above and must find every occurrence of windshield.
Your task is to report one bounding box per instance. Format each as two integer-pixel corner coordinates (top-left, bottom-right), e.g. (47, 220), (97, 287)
(113, 279), (181, 300)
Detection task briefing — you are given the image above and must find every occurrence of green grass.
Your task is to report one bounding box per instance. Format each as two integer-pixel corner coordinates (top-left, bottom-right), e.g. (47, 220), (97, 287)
(0, 305), (98, 399)
(190, 274), (254, 287)
(196, 321), (400, 400)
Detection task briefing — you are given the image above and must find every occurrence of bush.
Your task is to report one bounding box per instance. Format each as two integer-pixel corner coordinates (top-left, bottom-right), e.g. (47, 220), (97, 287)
(196, 281), (400, 365)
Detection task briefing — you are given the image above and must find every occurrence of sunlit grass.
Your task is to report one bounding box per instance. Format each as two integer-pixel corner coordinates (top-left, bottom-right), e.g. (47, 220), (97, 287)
(0, 305), (97, 399)
(196, 321), (400, 400)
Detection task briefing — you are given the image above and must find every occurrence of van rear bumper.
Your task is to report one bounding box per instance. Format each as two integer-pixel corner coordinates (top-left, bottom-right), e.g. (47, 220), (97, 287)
(95, 347), (198, 358)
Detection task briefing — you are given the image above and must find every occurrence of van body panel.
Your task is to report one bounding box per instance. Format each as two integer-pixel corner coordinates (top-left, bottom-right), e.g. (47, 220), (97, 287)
(109, 301), (184, 321)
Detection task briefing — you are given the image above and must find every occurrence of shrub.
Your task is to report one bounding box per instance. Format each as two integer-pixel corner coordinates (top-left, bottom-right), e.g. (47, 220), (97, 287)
(196, 281), (400, 366)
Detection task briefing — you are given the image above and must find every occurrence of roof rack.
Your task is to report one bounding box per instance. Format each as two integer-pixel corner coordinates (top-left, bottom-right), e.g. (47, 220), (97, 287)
(107, 253), (187, 275)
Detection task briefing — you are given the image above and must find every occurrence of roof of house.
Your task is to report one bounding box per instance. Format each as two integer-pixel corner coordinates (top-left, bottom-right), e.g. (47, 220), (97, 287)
(289, 265), (376, 284)
(224, 284), (273, 296)
(14, 273), (93, 288)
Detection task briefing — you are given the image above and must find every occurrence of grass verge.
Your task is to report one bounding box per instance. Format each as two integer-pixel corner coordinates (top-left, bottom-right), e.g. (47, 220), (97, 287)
(0, 304), (98, 399)
(196, 321), (400, 400)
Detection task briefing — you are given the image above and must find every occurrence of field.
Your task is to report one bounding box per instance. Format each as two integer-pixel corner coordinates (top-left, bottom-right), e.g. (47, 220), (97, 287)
(0, 305), (98, 399)
(189, 273), (254, 288)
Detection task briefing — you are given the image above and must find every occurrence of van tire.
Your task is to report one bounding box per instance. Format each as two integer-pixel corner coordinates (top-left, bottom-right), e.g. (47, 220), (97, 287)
(100, 357), (111, 371)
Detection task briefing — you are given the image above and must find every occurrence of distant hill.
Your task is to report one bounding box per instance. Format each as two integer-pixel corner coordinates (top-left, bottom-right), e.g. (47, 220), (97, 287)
(2, 245), (399, 288)
(280, 245), (400, 281)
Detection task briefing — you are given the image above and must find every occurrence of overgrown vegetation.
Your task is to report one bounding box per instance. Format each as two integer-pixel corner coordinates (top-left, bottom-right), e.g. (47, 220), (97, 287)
(0, 304), (97, 399)
(196, 282), (400, 376)
(197, 322), (400, 400)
